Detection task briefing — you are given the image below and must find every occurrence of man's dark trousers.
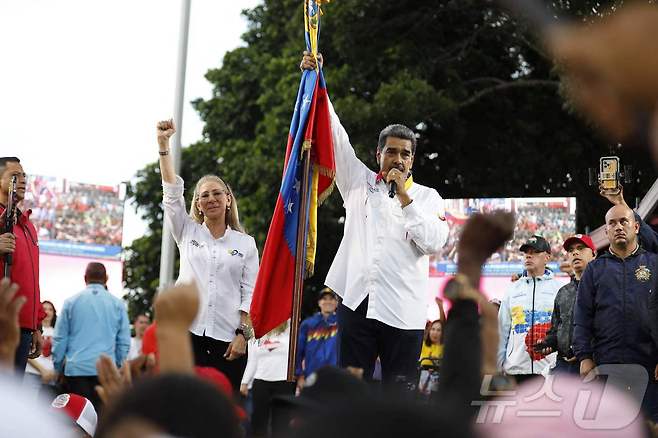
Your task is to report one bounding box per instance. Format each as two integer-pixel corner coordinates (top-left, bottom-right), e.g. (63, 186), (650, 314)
(337, 296), (423, 385)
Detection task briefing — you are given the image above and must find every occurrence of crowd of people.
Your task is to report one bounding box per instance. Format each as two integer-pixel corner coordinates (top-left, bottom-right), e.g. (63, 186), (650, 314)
(435, 202), (575, 265)
(2, 3), (658, 436)
(23, 176), (124, 247)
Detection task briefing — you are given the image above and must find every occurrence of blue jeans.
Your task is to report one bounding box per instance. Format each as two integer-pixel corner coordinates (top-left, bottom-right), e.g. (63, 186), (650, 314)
(14, 329), (33, 374)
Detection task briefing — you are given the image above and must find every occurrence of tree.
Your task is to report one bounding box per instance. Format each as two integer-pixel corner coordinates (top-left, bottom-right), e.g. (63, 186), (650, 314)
(123, 0), (657, 318)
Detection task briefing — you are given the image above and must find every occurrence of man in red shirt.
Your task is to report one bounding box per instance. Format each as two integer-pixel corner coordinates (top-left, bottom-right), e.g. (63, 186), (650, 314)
(0, 157), (42, 372)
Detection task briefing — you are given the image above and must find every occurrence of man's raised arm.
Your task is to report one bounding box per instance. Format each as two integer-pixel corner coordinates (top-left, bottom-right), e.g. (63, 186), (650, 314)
(301, 52), (369, 197)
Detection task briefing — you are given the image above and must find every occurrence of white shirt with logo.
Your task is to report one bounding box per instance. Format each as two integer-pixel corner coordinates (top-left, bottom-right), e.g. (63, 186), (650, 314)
(241, 327), (289, 385)
(325, 101), (450, 330)
(162, 176), (259, 342)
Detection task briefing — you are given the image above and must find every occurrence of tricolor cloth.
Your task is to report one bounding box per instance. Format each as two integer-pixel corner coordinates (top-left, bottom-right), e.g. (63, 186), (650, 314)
(250, 0), (335, 338)
(51, 393), (97, 437)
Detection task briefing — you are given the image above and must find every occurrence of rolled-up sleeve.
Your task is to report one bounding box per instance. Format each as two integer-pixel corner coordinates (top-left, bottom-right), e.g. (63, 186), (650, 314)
(162, 175), (190, 244)
(402, 189), (449, 255)
(240, 238), (260, 313)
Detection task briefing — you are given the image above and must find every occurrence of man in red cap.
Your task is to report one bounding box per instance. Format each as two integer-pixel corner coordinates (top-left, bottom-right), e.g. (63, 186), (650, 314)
(536, 234), (596, 374)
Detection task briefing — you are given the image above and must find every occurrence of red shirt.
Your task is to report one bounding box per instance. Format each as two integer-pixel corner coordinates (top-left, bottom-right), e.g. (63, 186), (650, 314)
(0, 206), (42, 330)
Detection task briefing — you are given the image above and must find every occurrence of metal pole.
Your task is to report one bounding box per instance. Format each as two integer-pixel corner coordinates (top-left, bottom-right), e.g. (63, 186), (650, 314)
(159, 0), (191, 290)
(287, 148), (311, 381)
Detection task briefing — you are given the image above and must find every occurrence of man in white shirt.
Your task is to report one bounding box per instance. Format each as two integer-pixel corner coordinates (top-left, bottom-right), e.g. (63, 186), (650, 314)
(301, 54), (449, 384)
(127, 314), (149, 361)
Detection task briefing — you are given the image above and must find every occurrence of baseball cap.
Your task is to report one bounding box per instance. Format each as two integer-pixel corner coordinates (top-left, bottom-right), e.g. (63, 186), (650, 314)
(519, 235), (551, 253)
(51, 393), (97, 437)
(563, 233), (596, 254)
(318, 287), (337, 300)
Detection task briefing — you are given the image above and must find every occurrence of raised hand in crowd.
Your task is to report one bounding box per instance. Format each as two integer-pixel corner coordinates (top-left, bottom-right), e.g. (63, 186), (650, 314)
(439, 211), (515, 417)
(547, 3), (658, 159)
(154, 281), (199, 374)
(0, 233), (15, 255)
(0, 278), (25, 368)
(457, 212), (516, 376)
(96, 354), (132, 407)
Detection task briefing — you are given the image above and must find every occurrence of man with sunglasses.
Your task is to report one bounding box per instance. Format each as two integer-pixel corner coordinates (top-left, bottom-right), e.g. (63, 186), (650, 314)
(0, 157), (42, 373)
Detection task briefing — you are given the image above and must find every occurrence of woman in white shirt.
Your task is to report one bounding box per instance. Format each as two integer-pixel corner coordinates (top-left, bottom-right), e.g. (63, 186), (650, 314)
(156, 119), (259, 390)
(240, 321), (293, 437)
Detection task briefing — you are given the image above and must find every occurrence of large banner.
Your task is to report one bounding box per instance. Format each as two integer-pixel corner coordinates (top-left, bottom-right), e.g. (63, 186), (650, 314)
(23, 176), (125, 259)
(431, 197), (576, 276)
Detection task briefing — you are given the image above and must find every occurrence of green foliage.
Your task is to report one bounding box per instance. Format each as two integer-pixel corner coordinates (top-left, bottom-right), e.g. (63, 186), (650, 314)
(123, 0), (657, 319)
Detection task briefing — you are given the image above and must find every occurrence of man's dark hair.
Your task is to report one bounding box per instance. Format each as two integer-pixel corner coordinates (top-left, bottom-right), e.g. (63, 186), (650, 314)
(377, 124), (417, 155)
(95, 374), (241, 438)
(0, 157), (20, 176)
(84, 262), (107, 284)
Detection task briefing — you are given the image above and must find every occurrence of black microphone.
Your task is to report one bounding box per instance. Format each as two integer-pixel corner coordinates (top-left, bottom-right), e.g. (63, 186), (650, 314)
(388, 181), (397, 198)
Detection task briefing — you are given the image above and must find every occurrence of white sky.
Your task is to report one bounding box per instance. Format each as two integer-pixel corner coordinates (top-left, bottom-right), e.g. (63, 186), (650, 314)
(0, 0), (260, 244)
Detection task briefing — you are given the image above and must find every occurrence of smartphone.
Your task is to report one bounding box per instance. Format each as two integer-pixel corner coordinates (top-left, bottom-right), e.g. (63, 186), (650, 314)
(599, 156), (620, 191)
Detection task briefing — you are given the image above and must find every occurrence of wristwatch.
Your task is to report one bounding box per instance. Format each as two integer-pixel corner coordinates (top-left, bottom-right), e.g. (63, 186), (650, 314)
(235, 322), (254, 340)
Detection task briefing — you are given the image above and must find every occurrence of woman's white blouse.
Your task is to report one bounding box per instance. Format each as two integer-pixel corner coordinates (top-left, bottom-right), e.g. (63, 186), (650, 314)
(163, 175), (259, 342)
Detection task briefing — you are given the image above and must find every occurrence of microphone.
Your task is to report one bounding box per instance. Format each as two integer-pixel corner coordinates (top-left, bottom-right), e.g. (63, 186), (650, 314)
(388, 181), (397, 198)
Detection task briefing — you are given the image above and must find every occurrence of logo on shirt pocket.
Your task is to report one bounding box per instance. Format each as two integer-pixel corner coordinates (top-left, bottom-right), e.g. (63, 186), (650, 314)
(229, 249), (244, 258)
(190, 240), (201, 248)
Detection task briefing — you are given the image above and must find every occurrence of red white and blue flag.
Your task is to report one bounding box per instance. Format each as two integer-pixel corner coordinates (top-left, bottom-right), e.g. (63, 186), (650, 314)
(250, 0), (335, 338)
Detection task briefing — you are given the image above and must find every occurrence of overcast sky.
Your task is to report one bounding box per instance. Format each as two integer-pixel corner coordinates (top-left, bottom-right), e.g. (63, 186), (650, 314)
(0, 0), (259, 243)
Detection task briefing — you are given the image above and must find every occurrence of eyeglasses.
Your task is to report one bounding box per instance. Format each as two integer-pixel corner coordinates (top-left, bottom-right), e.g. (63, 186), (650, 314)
(199, 190), (227, 198)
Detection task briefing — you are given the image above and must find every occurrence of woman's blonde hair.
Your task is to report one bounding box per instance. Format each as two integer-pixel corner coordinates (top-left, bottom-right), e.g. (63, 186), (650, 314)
(189, 174), (244, 233)
(267, 320), (289, 337)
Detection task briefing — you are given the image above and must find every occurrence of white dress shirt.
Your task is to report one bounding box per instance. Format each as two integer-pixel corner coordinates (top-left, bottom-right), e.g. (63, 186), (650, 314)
(325, 101), (449, 330)
(163, 176), (259, 342)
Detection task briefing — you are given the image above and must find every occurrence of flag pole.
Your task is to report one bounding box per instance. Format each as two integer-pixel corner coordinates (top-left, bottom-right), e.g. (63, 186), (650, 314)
(287, 148), (312, 381)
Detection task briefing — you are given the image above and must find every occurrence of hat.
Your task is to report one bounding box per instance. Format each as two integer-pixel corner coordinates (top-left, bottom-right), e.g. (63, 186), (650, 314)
(194, 367), (247, 421)
(563, 233), (596, 254)
(51, 393), (97, 437)
(318, 287), (337, 300)
(519, 235), (551, 253)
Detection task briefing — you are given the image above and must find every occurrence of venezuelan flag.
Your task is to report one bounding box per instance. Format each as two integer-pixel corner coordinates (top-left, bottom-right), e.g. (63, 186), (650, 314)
(250, 0), (335, 338)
